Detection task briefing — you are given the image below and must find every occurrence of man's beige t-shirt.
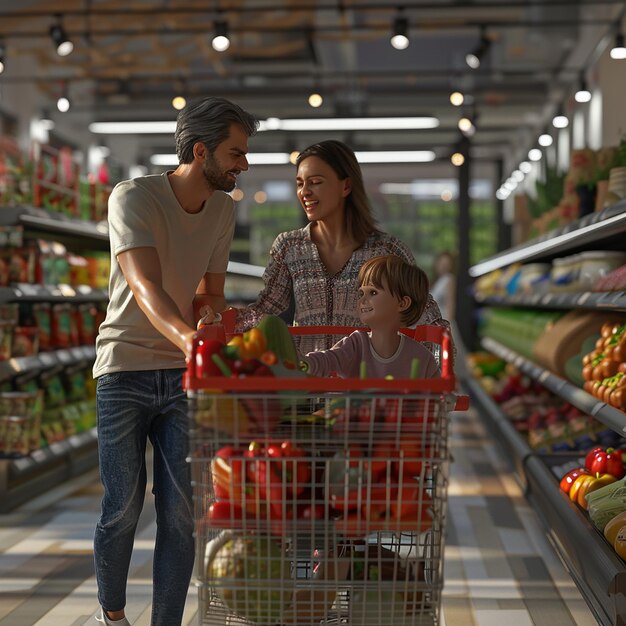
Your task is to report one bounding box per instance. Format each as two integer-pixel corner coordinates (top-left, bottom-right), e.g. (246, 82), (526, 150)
(92, 172), (235, 378)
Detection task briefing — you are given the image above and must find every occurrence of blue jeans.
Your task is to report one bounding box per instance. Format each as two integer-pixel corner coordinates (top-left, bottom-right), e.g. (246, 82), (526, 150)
(94, 368), (194, 626)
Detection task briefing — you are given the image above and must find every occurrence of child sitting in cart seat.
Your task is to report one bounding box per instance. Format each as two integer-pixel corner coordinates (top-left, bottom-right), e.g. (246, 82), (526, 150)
(299, 254), (440, 379)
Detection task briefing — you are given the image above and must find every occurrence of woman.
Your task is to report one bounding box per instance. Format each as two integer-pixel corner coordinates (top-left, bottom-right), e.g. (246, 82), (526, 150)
(219, 140), (450, 352)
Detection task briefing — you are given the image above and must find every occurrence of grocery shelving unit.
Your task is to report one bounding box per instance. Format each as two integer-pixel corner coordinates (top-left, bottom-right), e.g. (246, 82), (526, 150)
(468, 199), (626, 626)
(0, 203), (267, 512)
(0, 204), (107, 512)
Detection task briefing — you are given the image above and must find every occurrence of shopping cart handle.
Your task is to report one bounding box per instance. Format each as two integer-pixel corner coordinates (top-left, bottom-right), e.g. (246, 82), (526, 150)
(454, 395), (470, 411)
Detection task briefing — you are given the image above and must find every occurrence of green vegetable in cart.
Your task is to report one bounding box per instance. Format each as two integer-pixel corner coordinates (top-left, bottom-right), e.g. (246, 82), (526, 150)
(206, 530), (294, 624)
(256, 314), (299, 368)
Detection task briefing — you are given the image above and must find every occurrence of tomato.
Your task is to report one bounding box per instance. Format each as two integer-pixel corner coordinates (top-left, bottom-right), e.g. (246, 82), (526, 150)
(397, 442), (429, 478)
(365, 443), (395, 483)
(559, 467), (590, 494)
(207, 501), (245, 528)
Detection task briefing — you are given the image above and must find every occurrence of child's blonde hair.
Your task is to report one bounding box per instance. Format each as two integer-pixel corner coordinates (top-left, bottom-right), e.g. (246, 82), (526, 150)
(358, 255), (429, 326)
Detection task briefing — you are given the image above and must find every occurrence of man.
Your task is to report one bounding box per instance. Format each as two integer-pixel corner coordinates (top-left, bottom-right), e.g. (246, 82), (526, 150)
(92, 97), (258, 626)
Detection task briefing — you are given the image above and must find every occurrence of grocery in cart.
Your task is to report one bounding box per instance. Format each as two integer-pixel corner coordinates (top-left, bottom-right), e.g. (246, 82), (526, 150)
(185, 320), (468, 626)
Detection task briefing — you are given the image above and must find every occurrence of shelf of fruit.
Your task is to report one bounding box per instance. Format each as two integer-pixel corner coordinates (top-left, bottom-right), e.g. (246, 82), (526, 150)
(525, 450), (626, 625)
(480, 336), (626, 437)
(475, 290), (626, 312)
(0, 204), (109, 249)
(463, 359), (626, 625)
(469, 199), (626, 278)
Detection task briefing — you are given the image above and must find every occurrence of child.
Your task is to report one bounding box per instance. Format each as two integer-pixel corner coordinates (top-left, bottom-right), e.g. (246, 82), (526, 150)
(300, 254), (440, 379)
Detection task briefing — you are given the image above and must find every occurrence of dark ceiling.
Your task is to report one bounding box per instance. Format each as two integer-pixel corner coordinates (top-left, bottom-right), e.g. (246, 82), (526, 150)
(0, 0), (625, 164)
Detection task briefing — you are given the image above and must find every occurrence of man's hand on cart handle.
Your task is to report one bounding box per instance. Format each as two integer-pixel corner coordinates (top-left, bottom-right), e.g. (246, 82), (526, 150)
(197, 305), (222, 329)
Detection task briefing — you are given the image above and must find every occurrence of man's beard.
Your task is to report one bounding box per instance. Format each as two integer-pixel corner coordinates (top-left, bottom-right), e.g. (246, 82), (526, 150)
(202, 153), (236, 192)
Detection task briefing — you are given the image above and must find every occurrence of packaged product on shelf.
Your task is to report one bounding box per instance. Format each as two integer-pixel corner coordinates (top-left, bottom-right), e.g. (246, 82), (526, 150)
(67, 253), (90, 286)
(11, 326), (40, 358)
(50, 302), (77, 348)
(32, 303), (52, 351)
(0, 415), (29, 458)
(0, 321), (13, 361)
(62, 363), (88, 403)
(578, 251), (626, 290)
(593, 263), (626, 292)
(74, 303), (97, 344)
(0, 389), (43, 453)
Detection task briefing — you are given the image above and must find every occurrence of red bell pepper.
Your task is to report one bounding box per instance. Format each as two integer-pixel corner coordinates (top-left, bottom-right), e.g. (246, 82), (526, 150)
(587, 447), (626, 479)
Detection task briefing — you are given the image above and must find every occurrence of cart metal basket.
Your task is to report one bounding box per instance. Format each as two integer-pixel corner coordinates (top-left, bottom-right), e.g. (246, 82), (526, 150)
(185, 325), (468, 626)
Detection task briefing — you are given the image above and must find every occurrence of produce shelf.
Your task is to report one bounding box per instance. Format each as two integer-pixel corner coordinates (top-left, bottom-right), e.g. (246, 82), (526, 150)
(481, 336), (626, 438)
(525, 453), (626, 626)
(0, 427), (98, 513)
(461, 362), (626, 626)
(475, 290), (626, 313)
(469, 200), (626, 277)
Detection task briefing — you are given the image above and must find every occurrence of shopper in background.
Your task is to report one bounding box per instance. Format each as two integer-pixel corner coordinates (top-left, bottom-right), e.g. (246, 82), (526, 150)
(91, 97), (258, 626)
(300, 254), (440, 379)
(431, 250), (456, 323)
(205, 139), (450, 353)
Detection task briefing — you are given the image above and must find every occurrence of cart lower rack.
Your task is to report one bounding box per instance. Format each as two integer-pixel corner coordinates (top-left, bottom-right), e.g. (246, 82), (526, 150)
(185, 325), (468, 626)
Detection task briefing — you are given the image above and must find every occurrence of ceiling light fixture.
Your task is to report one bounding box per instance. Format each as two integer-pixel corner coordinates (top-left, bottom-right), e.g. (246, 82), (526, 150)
(390, 10), (409, 50)
(449, 91), (464, 106)
(172, 95), (186, 110)
(90, 116), (440, 135)
(270, 116), (439, 131)
(50, 15), (74, 57)
(574, 76), (591, 103)
(610, 32), (626, 59)
(308, 92), (323, 108)
(451, 152), (465, 166)
(465, 27), (490, 69)
(150, 150), (435, 166)
(538, 132), (553, 146)
(552, 106), (569, 128)
(57, 82), (70, 112)
(528, 148), (542, 161)
(0, 41), (5, 74)
(211, 20), (230, 52)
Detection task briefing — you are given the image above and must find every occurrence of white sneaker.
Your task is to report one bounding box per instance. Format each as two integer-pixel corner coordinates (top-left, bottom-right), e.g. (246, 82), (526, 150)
(96, 609), (131, 625)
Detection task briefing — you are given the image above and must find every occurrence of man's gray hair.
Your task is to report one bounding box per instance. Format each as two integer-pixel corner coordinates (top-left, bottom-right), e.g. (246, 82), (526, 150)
(175, 97), (259, 164)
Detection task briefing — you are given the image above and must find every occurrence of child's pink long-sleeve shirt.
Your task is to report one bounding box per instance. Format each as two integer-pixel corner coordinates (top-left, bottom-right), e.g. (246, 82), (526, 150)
(303, 330), (440, 379)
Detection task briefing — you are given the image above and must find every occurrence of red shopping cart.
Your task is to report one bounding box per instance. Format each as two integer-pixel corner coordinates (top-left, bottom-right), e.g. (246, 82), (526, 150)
(185, 325), (468, 626)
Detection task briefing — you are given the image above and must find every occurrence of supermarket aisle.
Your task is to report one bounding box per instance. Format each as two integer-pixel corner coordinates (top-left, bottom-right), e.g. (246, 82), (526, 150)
(0, 409), (598, 626)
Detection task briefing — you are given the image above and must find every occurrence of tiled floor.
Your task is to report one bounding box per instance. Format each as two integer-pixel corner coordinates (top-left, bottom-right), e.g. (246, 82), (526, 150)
(0, 408), (598, 626)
